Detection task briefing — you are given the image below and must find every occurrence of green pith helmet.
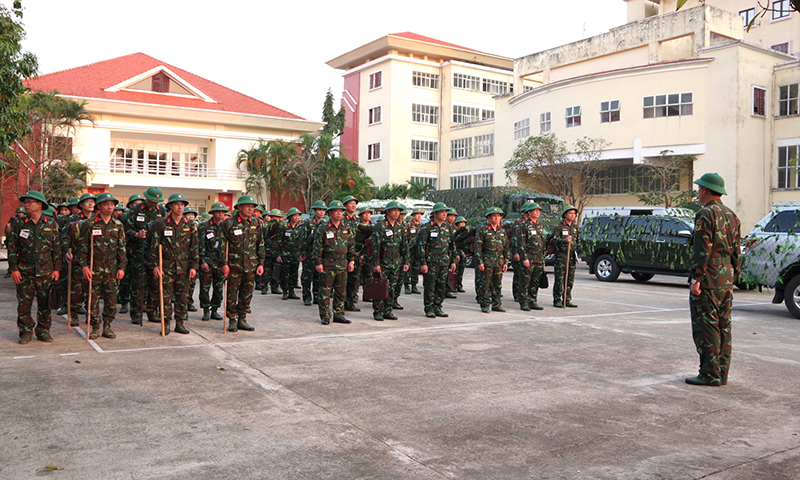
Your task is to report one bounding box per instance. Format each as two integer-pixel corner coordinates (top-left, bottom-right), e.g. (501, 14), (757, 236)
(286, 207), (302, 216)
(694, 172), (727, 195)
(67, 196), (80, 207)
(411, 207), (425, 215)
(199, 212), (211, 221)
(95, 192), (119, 206)
(143, 187), (164, 203)
(430, 202), (448, 214)
(485, 206), (504, 217)
(342, 195), (358, 205)
(384, 200), (402, 212)
(43, 206), (55, 217)
(114, 204), (125, 211)
(358, 206), (373, 216)
(127, 194), (145, 207)
(183, 206), (198, 215)
(522, 202), (541, 213)
(253, 204), (264, 213)
(311, 200), (327, 210)
(326, 200), (345, 212)
(78, 192), (96, 205)
(234, 195), (258, 207)
(15, 206), (26, 214)
(562, 204), (578, 217)
(166, 193), (189, 206)
(19, 190), (47, 204)
(269, 208), (284, 217)
(455, 216), (467, 224)
(209, 201), (229, 213)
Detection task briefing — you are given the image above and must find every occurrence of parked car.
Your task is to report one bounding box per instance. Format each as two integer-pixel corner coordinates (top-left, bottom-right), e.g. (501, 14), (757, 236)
(579, 215), (694, 282)
(739, 203), (800, 319)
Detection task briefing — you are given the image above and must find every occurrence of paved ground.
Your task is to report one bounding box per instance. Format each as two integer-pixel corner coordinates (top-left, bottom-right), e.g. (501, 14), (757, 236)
(0, 267), (798, 479)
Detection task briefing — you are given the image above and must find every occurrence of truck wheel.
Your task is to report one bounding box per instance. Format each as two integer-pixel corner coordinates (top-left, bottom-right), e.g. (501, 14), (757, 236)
(631, 272), (654, 282)
(594, 254), (620, 282)
(784, 275), (800, 320)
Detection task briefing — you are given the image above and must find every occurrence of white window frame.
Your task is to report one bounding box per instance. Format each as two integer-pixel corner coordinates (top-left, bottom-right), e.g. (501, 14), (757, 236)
(474, 134), (495, 157)
(777, 144), (800, 189)
(565, 106), (582, 128)
(450, 173), (472, 189)
(771, 42), (790, 54)
(410, 174), (438, 189)
(600, 100), (621, 123)
(772, 0), (792, 21)
(450, 138), (473, 160)
(643, 93), (693, 118)
(740, 7), (756, 28)
(411, 103), (440, 125)
(452, 104), (481, 125)
(779, 83), (799, 116)
(482, 78), (508, 95)
(514, 118), (531, 140)
(453, 73), (480, 91)
(540, 112), (551, 133)
(411, 138), (439, 162)
(752, 86), (768, 117)
(481, 109), (495, 121)
(412, 71), (440, 89)
(473, 170), (494, 188)
(367, 142), (381, 162)
(369, 71), (383, 90)
(368, 106), (382, 125)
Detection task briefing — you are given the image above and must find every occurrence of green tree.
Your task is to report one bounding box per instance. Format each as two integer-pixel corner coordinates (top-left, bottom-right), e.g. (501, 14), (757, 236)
(236, 139), (295, 206)
(373, 183), (410, 200)
(321, 88), (345, 138)
(0, 2), (38, 157)
(630, 150), (699, 210)
(406, 180), (435, 200)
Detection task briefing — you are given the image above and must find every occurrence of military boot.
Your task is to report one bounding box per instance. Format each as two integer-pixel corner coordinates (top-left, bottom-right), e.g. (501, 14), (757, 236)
(37, 330), (54, 343)
(174, 321), (190, 335)
(405, 285), (412, 295)
(69, 315), (80, 327)
(56, 306), (67, 316)
(261, 289), (268, 295)
(210, 308), (223, 320)
(119, 303), (128, 314)
(271, 285), (282, 295)
(77, 306), (88, 315)
(88, 324), (101, 340)
(530, 303), (544, 311)
(237, 316), (255, 332)
(457, 286), (466, 293)
(345, 303), (361, 312)
(187, 303), (198, 312)
(445, 291), (457, 299)
(202, 308), (211, 321)
(163, 320), (171, 336)
(282, 291), (289, 300)
(227, 318), (238, 332)
(520, 304), (531, 312)
(147, 311), (159, 323)
(392, 302), (404, 310)
(288, 290), (300, 300)
(102, 322), (116, 339)
(411, 285), (421, 294)
(19, 333), (32, 345)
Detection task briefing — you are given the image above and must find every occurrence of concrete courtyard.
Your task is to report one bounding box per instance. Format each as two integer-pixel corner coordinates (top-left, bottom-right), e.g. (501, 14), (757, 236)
(0, 267), (798, 479)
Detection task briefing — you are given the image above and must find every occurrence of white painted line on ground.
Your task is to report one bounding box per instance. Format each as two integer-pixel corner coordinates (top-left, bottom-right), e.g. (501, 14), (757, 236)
(12, 356), (35, 360)
(59, 353), (79, 356)
(73, 327), (104, 353)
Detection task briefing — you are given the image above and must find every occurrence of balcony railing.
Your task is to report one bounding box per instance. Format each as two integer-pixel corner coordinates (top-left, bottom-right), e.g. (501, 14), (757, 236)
(85, 161), (245, 180)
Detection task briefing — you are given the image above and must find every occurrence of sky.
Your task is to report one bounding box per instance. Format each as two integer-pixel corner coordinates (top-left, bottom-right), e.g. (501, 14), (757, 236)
(13, 0), (628, 122)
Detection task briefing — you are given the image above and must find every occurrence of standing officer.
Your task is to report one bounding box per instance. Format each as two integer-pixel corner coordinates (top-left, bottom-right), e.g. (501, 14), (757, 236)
(183, 206), (200, 313)
(220, 195), (265, 332)
(686, 173), (741, 387)
(343, 196), (362, 312)
(516, 202), (547, 311)
(64, 192), (96, 325)
(475, 207), (509, 313)
(355, 206), (374, 294)
(550, 205), (580, 308)
(444, 208), (459, 299)
(4, 206), (27, 279)
(198, 202), (228, 321)
(404, 207), (424, 295)
(312, 200), (355, 325)
(262, 209), (284, 295)
(9, 191), (62, 344)
(117, 194), (144, 315)
(418, 202), (457, 318)
(371, 201), (409, 321)
(452, 216), (469, 293)
(301, 200), (327, 306)
(124, 187), (166, 324)
(78, 193), (127, 339)
(277, 207), (303, 300)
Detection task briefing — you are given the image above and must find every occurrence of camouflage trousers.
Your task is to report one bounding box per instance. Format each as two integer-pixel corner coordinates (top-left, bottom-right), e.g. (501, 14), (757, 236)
(423, 264), (449, 314)
(161, 269), (191, 322)
(477, 265), (504, 308)
(373, 264), (401, 316)
(129, 255), (159, 317)
(690, 288), (733, 383)
(88, 272), (119, 326)
(511, 260), (523, 302)
(319, 264), (347, 320)
(226, 267), (255, 319)
(68, 264), (87, 322)
(359, 257), (372, 295)
(301, 260), (319, 303)
(188, 275), (197, 306)
(455, 256), (466, 290)
(519, 262), (544, 307)
(280, 256), (300, 292)
(346, 257), (361, 308)
(263, 254), (281, 292)
(474, 266), (486, 304)
(16, 274), (54, 337)
(199, 267), (225, 309)
(553, 255), (576, 304)
(405, 251), (420, 287)
(117, 254), (134, 304)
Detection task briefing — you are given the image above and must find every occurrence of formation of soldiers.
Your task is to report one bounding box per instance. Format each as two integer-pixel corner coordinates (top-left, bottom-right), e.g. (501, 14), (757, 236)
(6, 187), (585, 343)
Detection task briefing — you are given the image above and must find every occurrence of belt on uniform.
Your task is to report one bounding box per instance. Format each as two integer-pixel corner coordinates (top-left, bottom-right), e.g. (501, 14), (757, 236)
(707, 257), (731, 265)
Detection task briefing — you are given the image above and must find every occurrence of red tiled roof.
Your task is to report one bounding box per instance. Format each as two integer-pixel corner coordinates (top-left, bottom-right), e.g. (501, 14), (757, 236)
(389, 32), (483, 53)
(25, 53), (305, 120)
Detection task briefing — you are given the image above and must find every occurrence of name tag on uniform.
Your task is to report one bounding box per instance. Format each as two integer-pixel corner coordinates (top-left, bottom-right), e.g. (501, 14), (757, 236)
(19, 229), (29, 239)
(234, 229), (243, 236)
(206, 232), (214, 239)
(531, 229), (537, 235)
(164, 230), (173, 237)
(431, 232), (438, 238)
(410, 228), (416, 234)
(285, 232), (291, 237)
(386, 230), (393, 237)
(136, 215), (145, 222)
(92, 229), (102, 236)
(326, 231), (334, 239)
(562, 230), (569, 236)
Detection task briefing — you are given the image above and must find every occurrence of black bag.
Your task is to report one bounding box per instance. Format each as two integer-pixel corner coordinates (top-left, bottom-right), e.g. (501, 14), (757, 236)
(447, 270), (459, 291)
(539, 271), (549, 289)
(271, 262), (282, 282)
(363, 272), (389, 302)
(48, 285), (63, 311)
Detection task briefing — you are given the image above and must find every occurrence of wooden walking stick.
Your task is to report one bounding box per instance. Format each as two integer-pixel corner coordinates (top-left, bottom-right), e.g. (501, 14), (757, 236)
(563, 239), (571, 309)
(67, 248), (72, 330)
(86, 235), (94, 339)
(223, 243), (229, 334)
(159, 244), (165, 337)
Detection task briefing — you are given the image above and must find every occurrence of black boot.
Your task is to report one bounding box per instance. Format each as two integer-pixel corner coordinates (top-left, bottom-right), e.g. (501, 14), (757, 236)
(210, 308), (223, 320)
(201, 308), (210, 321)
(288, 290), (300, 300)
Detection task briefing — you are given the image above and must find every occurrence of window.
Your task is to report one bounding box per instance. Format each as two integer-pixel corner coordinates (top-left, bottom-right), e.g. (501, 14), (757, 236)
(740, 8), (756, 27)
(524, 86), (534, 93)
(452, 105), (481, 124)
(412, 104), (439, 125)
(368, 106), (382, 125)
(410, 175), (437, 189)
(540, 112), (551, 133)
(151, 72), (170, 93)
(565, 106), (582, 127)
(482, 78), (508, 95)
(514, 118), (530, 140)
(412, 71), (440, 89)
(753, 87), (767, 116)
(453, 73), (480, 91)
(777, 145), (799, 189)
(450, 173), (471, 189)
(481, 109), (495, 121)
(773, 0), (791, 20)
(588, 166), (680, 195)
(451, 138), (472, 160)
(772, 42), (790, 54)
(367, 142), (381, 162)
(369, 71), (382, 90)
(764, 210), (800, 233)
(474, 134), (495, 157)
(474, 172), (494, 187)
(600, 100), (621, 123)
(779, 84), (799, 116)
(411, 139), (439, 162)
(110, 141), (208, 177)
(643, 93), (693, 118)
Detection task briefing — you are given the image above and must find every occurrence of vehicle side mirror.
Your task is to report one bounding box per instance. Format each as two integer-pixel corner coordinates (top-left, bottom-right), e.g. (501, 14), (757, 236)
(677, 230), (692, 238)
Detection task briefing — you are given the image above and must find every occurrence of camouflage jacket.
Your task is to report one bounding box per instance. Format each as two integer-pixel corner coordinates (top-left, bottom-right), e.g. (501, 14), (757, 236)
(60, 212), (89, 252)
(124, 203), (167, 254)
(691, 199), (741, 289)
(453, 225), (476, 254)
(509, 219), (525, 258)
(301, 217), (325, 257)
(220, 214), (265, 271)
(344, 213), (359, 230)
(312, 220), (355, 268)
(279, 221), (305, 259)
(405, 219), (423, 252)
(77, 215), (127, 274)
(198, 219), (225, 268)
(371, 219), (408, 268)
(262, 219), (282, 257)
(418, 220), (456, 267)
(355, 221), (373, 263)
(149, 216), (199, 274)
(8, 215), (62, 276)
(549, 220), (580, 259)
(517, 219), (547, 265)
(475, 223), (510, 268)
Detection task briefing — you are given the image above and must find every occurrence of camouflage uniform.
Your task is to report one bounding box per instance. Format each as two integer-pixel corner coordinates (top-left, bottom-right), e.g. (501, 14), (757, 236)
(278, 219), (304, 297)
(510, 218), (526, 303)
(313, 217), (355, 322)
(356, 220), (374, 294)
(124, 202), (167, 322)
(64, 213), (91, 324)
(418, 218), (456, 317)
(404, 217), (423, 293)
(453, 224), (476, 297)
(344, 212), (361, 310)
(371, 216), (408, 319)
(550, 219), (579, 307)
(474, 219), (509, 310)
(220, 212), (265, 330)
(198, 217), (226, 319)
(301, 217), (324, 305)
(516, 217), (547, 310)
(262, 215), (283, 294)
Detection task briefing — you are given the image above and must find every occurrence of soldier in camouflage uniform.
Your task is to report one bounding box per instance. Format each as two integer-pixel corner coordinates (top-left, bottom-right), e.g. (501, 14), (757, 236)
(371, 201), (409, 321)
(124, 187), (167, 324)
(6, 207), (27, 279)
(262, 209), (283, 295)
(404, 207), (424, 295)
(418, 202), (457, 318)
(453, 216), (468, 293)
(78, 193), (127, 339)
(183, 206), (200, 313)
(253, 204), (267, 293)
(9, 191), (62, 344)
(220, 195), (265, 332)
(355, 206), (374, 293)
(149, 193), (198, 335)
(198, 202), (228, 321)
(516, 202), (547, 311)
(64, 193), (97, 325)
(342, 196), (362, 312)
(510, 211), (527, 303)
(53, 199), (77, 311)
(278, 207), (304, 300)
(312, 200), (355, 325)
(549, 205), (580, 308)
(389, 205), (409, 310)
(444, 208), (459, 299)
(475, 207), (510, 313)
(117, 194), (144, 315)
(453, 218), (477, 299)
(686, 173), (741, 387)
(301, 201), (327, 306)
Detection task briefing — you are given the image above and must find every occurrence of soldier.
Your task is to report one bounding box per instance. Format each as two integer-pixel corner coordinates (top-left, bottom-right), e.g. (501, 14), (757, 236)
(475, 207), (509, 313)
(183, 206), (200, 313)
(67, 197), (81, 216)
(510, 209), (527, 303)
(9, 191), (62, 344)
(452, 216), (469, 293)
(342, 196), (362, 312)
(418, 202), (457, 318)
(444, 208), (459, 299)
(277, 207), (303, 300)
(5, 206), (27, 278)
(124, 187), (167, 324)
(64, 192), (97, 325)
(404, 207), (424, 295)
(371, 201), (409, 321)
(253, 204), (266, 293)
(150, 193), (198, 335)
(355, 206), (374, 293)
(78, 193), (127, 339)
(301, 200), (327, 306)
(389, 204), (409, 311)
(686, 173), (741, 387)
(220, 195), (265, 332)
(516, 202), (547, 311)
(113, 203), (125, 221)
(117, 194), (145, 315)
(549, 205), (580, 308)
(57, 203), (72, 218)
(312, 200), (355, 325)
(262, 209), (284, 295)
(198, 202), (228, 321)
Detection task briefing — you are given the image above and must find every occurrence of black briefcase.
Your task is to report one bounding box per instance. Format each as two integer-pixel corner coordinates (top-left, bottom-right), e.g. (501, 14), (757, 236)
(271, 262), (282, 282)
(539, 271), (549, 289)
(363, 273), (389, 302)
(447, 270), (459, 291)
